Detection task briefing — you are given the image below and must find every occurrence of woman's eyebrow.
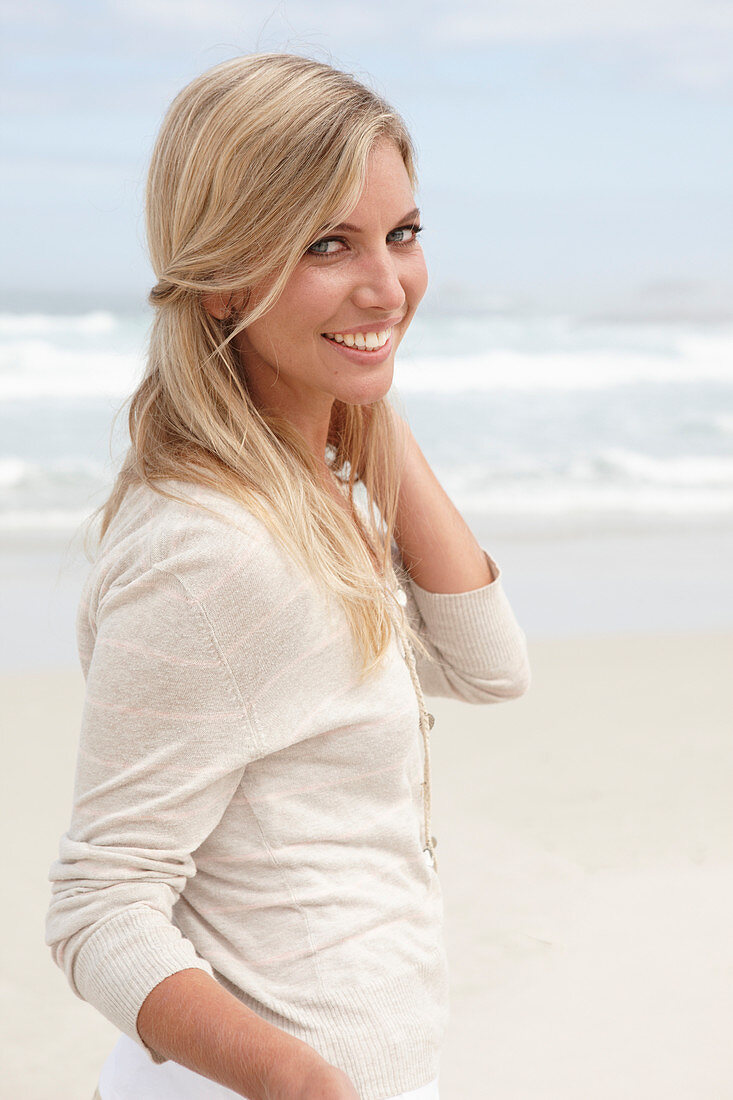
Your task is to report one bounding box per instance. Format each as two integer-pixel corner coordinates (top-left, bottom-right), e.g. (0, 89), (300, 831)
(331, 207), (421, 233)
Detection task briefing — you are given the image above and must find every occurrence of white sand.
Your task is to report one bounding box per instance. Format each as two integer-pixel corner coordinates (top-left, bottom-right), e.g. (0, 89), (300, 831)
(3, 633), (732, 1099)
(434, 634), (733, 1099)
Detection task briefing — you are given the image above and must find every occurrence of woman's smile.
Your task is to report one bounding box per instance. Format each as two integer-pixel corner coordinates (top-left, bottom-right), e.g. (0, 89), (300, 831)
(320, 314), (406, 361)
(321, 328), (394, 363)
(324, 327), (391, 350)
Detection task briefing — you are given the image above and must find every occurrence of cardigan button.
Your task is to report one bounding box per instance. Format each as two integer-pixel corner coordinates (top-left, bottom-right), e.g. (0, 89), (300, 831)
(426, 712), (435, 729)
(396, 588), (407, 607)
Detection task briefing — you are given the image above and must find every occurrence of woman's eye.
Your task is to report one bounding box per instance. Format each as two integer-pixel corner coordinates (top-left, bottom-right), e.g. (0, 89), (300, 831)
(307, 237), (344, 256)
(307, 225), (423, 256)
(388, 225), (423, 245)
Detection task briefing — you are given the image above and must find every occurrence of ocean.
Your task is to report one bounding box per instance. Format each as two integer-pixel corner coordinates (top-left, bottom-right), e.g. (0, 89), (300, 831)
(1, 307), (732, 666)
(1, 308), (732, 539)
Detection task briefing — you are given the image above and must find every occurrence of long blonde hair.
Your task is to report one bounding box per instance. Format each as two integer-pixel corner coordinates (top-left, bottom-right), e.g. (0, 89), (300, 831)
(95, 53), (428, 681)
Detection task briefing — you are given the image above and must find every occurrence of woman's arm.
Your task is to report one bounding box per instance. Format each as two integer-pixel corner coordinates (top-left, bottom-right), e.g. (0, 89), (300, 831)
(137, 969), (359, 1100)
(392, 415), (496, 594)
(388, 410), (530, 702)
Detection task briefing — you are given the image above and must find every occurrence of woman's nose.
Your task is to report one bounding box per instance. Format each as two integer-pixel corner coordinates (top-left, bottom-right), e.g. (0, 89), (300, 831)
(350, 250), (406, 314)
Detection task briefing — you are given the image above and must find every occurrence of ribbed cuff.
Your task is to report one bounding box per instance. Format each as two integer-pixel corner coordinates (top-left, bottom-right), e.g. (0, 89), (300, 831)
(407, 550), (528, 676)
(73, 905), (214, 1064)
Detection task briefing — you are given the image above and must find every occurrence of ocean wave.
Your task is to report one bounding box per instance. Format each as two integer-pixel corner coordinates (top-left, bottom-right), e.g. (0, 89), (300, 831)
(569, 450), (733, 487)
(428, 451), (733, 490)
(0, 456), (109, 490)
(6, 449), (729, 497)
(0, 457), (27, 489)
(710, 414), (733, 436)
(3, 452), (732, 536)
(4, 339), (730, 401)
(445, 481), (733, 518)
(436, 451), (733, 518)
(1, 312), (732, 399)
(0, 340), (143, 400)
(0, 508), (94, 532)
(3, 485), (730, 536)
(0, 311), (119, 336)
(1, 311), (731, 535)
(396, 342), (733, 393)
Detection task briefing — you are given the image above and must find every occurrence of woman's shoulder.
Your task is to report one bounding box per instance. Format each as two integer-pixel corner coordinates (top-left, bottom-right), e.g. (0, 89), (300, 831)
(87, 479), (297, 613)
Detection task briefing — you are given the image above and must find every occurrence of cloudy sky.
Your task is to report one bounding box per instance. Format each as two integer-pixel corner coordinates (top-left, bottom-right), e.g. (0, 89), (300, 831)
(2, 0), (732, 318)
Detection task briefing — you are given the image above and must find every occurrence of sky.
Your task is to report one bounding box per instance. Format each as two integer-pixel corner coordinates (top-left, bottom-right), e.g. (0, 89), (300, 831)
(2, 0), (732, 319)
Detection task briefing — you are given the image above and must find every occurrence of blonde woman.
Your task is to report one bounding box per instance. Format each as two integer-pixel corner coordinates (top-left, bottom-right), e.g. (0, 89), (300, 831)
(46, 54), (530, 1100)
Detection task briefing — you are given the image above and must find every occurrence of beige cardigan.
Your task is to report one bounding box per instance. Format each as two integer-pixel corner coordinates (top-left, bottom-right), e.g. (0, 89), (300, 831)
(46, 480), (530, 1100)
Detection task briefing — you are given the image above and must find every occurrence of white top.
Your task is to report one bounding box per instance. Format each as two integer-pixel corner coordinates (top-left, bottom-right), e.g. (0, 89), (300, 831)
(47, 479), (530, 1100)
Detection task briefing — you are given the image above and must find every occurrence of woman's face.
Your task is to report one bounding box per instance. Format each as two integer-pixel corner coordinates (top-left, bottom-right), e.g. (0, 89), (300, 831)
(232, 139), (428, 448)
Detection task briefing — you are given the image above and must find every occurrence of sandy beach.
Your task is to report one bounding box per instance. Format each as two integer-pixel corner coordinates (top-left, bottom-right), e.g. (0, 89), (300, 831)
(3, 629), (731, 1099)
(4, 5), (732, 1092)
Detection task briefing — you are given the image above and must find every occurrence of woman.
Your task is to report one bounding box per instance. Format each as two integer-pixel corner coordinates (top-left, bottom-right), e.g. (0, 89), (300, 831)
(46, 53), (530, 1100)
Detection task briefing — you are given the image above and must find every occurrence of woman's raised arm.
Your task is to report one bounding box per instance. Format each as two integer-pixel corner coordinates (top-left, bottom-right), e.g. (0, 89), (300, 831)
(388, 412), (531, 703)
(392, 413), (495, 594)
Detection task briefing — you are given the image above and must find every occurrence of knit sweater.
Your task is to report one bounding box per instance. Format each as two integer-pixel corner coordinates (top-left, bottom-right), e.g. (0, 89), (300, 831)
(46, 479), (530, 1100)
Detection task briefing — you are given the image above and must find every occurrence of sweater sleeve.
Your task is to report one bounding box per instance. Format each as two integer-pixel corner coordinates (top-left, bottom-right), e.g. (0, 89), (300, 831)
(45, 559), (259, 1062)
(392, 543), (531, 703)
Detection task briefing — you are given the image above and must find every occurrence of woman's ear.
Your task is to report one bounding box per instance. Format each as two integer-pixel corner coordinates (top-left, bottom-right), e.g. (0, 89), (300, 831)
(201, 290), (247, 320)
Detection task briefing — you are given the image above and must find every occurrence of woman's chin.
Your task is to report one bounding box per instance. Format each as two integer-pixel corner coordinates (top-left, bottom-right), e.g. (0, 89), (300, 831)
(356, 360), (396, 403)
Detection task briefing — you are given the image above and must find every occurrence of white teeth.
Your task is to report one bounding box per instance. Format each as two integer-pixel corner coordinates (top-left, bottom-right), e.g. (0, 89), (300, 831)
(324, 328), (391, 350)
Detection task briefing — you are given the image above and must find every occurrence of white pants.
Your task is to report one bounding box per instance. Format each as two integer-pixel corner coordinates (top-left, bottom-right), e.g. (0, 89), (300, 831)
(97, 1033), (440, 1100)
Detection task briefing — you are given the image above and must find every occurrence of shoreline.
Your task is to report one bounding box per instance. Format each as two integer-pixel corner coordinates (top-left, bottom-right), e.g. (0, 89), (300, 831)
(2, 522), (732, 671)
